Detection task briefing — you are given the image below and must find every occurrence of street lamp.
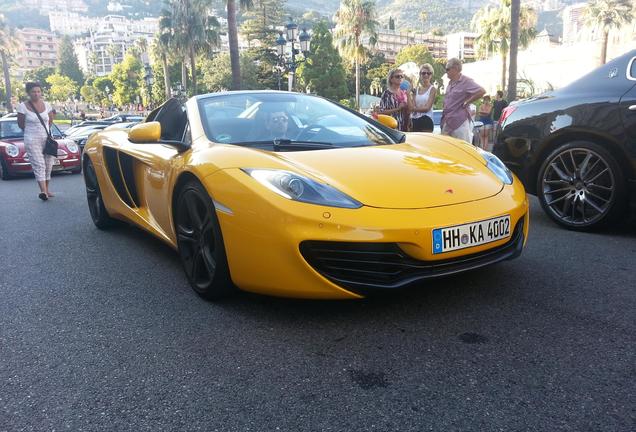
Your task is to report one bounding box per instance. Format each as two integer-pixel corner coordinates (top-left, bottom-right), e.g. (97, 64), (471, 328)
(144, 65), (154, 109)
(274, 17), (311, 92)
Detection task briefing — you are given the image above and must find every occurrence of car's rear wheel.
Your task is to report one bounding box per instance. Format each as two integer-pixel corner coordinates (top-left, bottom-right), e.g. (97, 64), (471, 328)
(537, 141), (625, 230)
(175, 181), (235, 300)
(84, 157), (116, 229)
(0, 158), (13, 180)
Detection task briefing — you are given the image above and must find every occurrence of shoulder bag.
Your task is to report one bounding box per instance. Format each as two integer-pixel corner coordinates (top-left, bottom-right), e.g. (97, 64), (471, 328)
(28, 101), (58, 157)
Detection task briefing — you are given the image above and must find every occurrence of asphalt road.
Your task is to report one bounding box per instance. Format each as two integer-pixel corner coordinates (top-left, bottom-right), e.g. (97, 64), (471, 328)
(1, 173), (635, 432)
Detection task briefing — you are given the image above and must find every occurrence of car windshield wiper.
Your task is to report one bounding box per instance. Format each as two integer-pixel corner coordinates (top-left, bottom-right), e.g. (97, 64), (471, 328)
(273, 139), (336, 151)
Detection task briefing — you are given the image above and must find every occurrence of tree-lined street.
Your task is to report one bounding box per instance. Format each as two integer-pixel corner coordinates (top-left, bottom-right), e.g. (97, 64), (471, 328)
(1, 174), (634, 431)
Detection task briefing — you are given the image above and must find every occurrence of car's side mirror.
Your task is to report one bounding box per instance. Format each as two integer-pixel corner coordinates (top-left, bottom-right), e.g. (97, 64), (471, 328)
(128, 121), (161, 143)
(376, 114), (398, 129)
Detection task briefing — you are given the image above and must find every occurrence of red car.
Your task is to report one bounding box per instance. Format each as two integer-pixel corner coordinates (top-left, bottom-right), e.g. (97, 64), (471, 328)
(0, 118), (81, 180)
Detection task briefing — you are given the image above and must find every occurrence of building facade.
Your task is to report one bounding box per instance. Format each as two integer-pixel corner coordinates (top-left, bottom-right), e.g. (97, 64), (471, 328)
(50, 13), (159, 37)
(446, 32), (477, 61)
(71, 16), (158, 76)
(14, 28), (58, 75)
(374, 29), (446, 63)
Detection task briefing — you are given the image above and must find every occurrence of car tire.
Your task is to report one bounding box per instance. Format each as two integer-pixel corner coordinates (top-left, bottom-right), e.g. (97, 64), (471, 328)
(537, 141), (625, 231)
(175, 180), (235, 300)
(83, 157), (117, 229)
(0, 158), (13, 180)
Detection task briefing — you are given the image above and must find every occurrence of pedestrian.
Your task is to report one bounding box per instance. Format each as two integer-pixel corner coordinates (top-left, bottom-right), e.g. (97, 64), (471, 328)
(492, 90), (509, 123)
(79, 110), (86, 121)
(477, 95), (494, 150)
(377, 68), (408, 131)
(409, 63), (437, 132)
(16, 82), (57, 201)
(441, 58), (486, 143)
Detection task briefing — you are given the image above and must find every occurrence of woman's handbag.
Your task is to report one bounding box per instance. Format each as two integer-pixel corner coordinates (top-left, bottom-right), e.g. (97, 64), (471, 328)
(28, 101), (58, 157)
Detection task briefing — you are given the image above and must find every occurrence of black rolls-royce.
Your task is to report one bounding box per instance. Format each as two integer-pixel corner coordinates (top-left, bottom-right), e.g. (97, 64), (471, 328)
(494, 49), (636, 230)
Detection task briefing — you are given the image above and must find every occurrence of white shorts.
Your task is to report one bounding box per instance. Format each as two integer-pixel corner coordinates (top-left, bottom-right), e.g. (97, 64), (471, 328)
(442, 119), (473, 144)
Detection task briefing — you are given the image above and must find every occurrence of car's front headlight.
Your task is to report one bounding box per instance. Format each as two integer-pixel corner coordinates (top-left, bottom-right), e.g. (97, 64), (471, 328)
(5, 144), (19, 157)
(243, 169), (362, 209)
(66, 142), (79, 153)
(477, 148), (513, 185)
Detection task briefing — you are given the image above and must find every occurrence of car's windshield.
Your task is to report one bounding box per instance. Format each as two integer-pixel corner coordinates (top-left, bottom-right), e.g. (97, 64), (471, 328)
(0, 121), (24, 139)
(198, 93), (401, 150)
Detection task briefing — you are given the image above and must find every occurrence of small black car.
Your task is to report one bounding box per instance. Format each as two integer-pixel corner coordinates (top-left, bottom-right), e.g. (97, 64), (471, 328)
(495, 49), (636, 230)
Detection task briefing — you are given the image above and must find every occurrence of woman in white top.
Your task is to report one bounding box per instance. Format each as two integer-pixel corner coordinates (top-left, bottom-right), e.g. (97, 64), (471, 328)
(409, 63), (437, 132)
(17, 82), (56, 201)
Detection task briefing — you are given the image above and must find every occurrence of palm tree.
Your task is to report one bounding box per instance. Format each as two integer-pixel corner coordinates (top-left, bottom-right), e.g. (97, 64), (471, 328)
(160, 0), (221, 95)
(584, 0), (634, 65)
(106, 44), (122, 69)
(226, 0), (254, 90)
(0, 15), (16, 112)
(507, 0), (520, 102)
(333, 0), (378, 110)
(472, 0), (536, 92)
(152, 36), (172, 100)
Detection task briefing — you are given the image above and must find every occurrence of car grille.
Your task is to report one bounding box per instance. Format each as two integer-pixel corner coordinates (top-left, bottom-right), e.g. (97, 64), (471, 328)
(300, 219), (525, 295)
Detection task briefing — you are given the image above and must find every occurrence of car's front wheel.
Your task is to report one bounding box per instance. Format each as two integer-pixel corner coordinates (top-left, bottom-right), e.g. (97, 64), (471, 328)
(537, 141), (625, 230)
(175, 181), (235, 300)
(84, 157), (117, 229)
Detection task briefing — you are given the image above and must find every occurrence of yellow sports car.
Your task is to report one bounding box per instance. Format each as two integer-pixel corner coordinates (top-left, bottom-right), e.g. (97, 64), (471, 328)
(83, 91), (529, 300)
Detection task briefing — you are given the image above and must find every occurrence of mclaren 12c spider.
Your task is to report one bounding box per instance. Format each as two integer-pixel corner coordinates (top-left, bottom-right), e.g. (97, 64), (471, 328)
(82, 91), (529, 300)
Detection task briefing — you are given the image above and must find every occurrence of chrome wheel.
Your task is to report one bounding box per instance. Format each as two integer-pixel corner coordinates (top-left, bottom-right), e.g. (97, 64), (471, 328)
(540, 146), (617, 227)
(175, 181), (234, 299)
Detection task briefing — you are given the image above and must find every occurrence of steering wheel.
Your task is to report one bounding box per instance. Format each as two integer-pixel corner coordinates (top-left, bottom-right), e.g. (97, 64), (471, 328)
(296, 123), (327, 141)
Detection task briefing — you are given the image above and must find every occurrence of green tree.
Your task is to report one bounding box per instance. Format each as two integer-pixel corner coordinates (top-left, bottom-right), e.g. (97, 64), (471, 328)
(92, 76), (114, 106)
(240, 0), (286, 48)
(24, 66), (55, 92)
(109, 54), (143, 106)
(296, 21), (348, 101)
(226, 0), (254, 90)
(584, 0), (634, 65)
(388, 16), (395, 30)
(0, 14), (16, 112)
(365, 62), (392, 95)
(46, 73), (78, 102)
(159, 0), (221, 95)
(333, 0), (378, 110)
(472, 0), (536, 92)
(57, 35), (84, 86)
(200, 52), (261, 92)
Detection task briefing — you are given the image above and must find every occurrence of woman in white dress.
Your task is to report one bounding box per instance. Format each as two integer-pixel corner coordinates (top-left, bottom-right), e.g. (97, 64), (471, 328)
(17, 82), (56, 201)
(409, 63), (437, 132)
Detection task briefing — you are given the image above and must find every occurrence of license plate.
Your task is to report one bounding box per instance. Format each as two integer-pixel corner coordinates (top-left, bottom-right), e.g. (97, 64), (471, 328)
(432, 215), (511, 254)
(53, 159), (60, 166)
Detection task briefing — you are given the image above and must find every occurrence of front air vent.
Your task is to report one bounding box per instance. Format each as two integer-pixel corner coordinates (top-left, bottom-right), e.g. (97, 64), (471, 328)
(103, 147), (137, 208)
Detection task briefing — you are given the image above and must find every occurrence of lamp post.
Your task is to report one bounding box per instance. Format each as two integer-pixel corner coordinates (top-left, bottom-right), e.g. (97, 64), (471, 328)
(144, 65), (154, 110)
(275, 17), (311, 92)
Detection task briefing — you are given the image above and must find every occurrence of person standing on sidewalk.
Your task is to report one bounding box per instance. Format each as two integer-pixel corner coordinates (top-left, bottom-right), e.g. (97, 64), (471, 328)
(441, 58), (485, 143)
(16, 82), (56, 201)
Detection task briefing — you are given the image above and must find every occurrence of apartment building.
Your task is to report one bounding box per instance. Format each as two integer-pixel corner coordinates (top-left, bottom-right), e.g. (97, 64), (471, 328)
(446, 32), (477, 61)
(14, 28), (58, 74)
(49, 13), (159, 37)
(374, 29), (447, 63)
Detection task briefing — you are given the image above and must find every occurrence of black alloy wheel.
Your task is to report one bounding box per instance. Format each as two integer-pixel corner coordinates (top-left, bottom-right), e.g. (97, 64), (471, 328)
(537, 141), (625, 230)
(84, 157), (116, 229)
(175, 181), (234, 300)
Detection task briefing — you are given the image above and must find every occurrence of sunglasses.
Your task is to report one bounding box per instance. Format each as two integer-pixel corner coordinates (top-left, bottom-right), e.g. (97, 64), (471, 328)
(420, 71), (432, 75)
(393, 74), (404, 79)
(271, 116), (288, 122)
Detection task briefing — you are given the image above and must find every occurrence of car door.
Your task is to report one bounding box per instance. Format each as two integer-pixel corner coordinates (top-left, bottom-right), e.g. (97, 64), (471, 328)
(619, 55), (636, 158)
(109, 99), (190, 243)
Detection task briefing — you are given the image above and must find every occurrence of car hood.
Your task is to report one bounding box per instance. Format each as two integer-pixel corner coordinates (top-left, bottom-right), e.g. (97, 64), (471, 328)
(261, 135), (503, 209)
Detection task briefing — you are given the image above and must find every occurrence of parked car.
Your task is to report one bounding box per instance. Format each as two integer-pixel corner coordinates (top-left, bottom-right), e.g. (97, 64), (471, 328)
(0, 118), (81, 180)
(494, 49), (636, 230)
(83, 93), (528, 300)
(72, 114), (145, 129)
(103, 121), (140, 131)
(66, 124), (109, 150)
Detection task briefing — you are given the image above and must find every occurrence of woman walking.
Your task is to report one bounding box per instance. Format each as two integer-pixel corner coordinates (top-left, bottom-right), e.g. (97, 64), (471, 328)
(17, 82), (56, 201)
(377, 69), (408, 131)
(410, 63), (437, 132)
